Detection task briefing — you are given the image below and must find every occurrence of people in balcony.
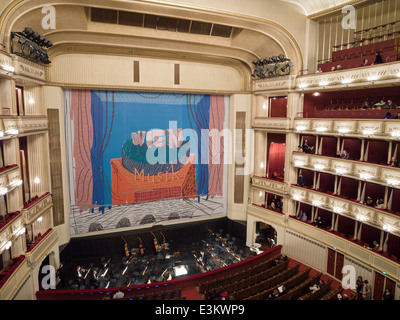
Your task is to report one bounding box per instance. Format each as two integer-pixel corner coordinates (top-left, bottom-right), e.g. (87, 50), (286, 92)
(375, 98), (387, 109)
(302, 139), (314, 154)
(340, 150), (350, 159)
(361, 101), (371, 109)
(313, 216), (326, 229)
(365, 196), (374, 207)
(297, 173), (306, 186)
(386, 99), (397, 109)
(375, 199), (384, 209)
(372, 240), (381, 251)
(395, 112), (400, 119)
(388, 157), (399, 167)
(361, 58), (369, 67)
(383, 112), (394, 119)
(300, 211), (308, 222)
(373, 51), (383, 65)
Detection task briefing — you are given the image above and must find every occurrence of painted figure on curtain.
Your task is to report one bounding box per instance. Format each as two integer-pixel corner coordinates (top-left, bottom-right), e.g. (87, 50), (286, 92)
(66, 90), (229, 235)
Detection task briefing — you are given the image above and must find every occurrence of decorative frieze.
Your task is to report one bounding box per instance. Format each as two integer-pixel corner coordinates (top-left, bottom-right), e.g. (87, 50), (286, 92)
(21, 193), (52, 225)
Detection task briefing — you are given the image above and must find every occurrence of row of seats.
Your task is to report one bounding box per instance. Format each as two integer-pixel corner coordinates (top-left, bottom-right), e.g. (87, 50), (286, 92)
(207, 256), (287, 298)
(232, 261), (296, 300)
(298, 279), (333, 300)
(275, 272), (320, 300)
(200, 253), (281, 295)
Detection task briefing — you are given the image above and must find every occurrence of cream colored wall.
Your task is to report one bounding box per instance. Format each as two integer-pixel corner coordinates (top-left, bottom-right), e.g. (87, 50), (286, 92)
(43, 86), (70, 247)
(49, 53), (243, 92)
(227, 93), (252, 222)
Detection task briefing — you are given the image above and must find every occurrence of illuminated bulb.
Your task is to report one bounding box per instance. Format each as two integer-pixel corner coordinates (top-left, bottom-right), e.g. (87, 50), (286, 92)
(383, 224), (392, 232)
(37, 216), (43, 222)
(336, 168), (347, 175)
(333, 207), (343, 214)
(294, 161), (305, 167)
(5, 129), (19, 135)
(316, 127), (327, 132)
(367, 75), (379, 81)
(0, 131), (3, 137)
(312, 200), (320, 206)
(313, 92), (320, 97)
(262, 103), (267, 110)
(33, 177), (40, 184)
(357, 215), (366, 221)
(260, 162), (264, 169)
(28, 98), (35, 105)
(0, 187), (7, 196)
(19, 227), (26, 235)
(338, 128), (350, 134)
(314, 164), (325, 170)
(319, 81), (329, 86)
(387, 179), (400, 186)
(342, 79), (352, 84)
(296, 126), (307, 131)
(299, 84), (308, 89)
(5, 241), (12, 250)
(391, 132), (400, 138)
(293, 194), (301, 201)
(360, 173), (372, 180)
(362, 129), (374, 136)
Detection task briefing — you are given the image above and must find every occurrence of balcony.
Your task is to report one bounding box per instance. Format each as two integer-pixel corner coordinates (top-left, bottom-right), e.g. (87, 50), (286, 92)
(1, 116), (48, 136)
(251, 175), (287, 195)
(0, 255), (27, 299)
(21, 192), (52, 225)
(296, 61), (400, 92)
(291, 152), (400, 189)
(252, 117), (291, 131)
(25, 228), (57, 269)
(290, 185), (400, 237)
(293, 118), (400, 141)
(287, 216), (400, 281)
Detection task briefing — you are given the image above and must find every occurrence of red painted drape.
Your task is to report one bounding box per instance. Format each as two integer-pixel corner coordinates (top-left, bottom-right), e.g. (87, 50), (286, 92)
(268, 143), (285, 177)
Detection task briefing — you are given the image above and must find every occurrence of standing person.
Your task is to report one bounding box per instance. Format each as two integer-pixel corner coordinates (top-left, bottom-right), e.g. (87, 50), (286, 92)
(56, 261), (66, 288)
(356, 276), (364, 300)
(373, 51), (383, 65)
(362, 280), (372, 300)
(74, 266), (84, 288)
(383, 288), (393, 300)
(297, 173), (306, 187)
(90, 269), (100, 289)
(113, 287), (125, 299)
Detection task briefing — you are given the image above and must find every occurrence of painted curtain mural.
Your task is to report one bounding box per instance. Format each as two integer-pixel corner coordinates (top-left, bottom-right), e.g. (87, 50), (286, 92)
(65, 90), (229, 235)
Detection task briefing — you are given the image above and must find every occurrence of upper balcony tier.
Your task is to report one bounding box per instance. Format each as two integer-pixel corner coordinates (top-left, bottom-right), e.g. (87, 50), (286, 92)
(0, 52), (46, 83)
(253, 61), (400, 94)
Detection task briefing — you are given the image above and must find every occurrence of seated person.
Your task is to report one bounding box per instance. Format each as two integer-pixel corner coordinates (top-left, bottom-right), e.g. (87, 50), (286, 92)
(386, 99), (396, 109)
(297, 173), (306, 186)
(388, 157), (399, 167)
(365, 196), (374, 207)
(361, 101), (370, 109)
(335, 150), (342, 158)
(300, 212), (308, 222)
(309, 283), (320, 293)
(314, 216), (326, 229)
(374, 99), (387, 109)
(383, 112), (394, 119)
(340, 150), (350, 159)
(276, 198), (283, 211)
(395, 112), (400, 119)
(361, 58), (369, 67)
(302, 140), (314, 154)
(372, 240), (381, 251)
(270, 201), (277, 210)
(375, 198), (384, 209)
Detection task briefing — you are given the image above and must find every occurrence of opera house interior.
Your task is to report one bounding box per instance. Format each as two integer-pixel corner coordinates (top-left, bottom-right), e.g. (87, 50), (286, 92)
(1, 0), (400, 304)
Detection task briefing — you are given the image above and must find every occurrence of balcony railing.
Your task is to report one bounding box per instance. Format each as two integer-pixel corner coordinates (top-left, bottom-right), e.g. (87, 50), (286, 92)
(290, 185), (400, 236)
(1, 116), (48, 136)
(25, 229), (57, 269)
(251, 175), (287, 195)
(21, 192), (52, 225)
(293, 118), (400, 140)
(291, 152), (400, 189)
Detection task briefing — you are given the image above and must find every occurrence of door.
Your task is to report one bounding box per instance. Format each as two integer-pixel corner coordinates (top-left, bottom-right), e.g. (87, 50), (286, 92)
(373, 272), (385, 300)
(327, 248), (335, 277)
(334, 252), (344, 280)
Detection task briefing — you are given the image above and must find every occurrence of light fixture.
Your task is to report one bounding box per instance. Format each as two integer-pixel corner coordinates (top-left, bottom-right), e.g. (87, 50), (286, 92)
(360, 173), (372, 180)
(10, 179), (22, 187)
(338, 128), (350, 134)
(387, 179), (400, 186)
(37, 216), (43, 222)
(260, 162), (265, 169)
(299, 84), (308, 89)
(356, 215), (366, 221)
(2, 64), (15, 73)
(0, 187), (7, 196)
(293, 194), (301, 201)
(367, 75), (379, 81)
(5, 129), (19, 135)
(336, 168), (347, 175)
(314, 164), (325, 170)
(296, 125), (307, 131)
(28, 98), (35, 105)
(33, 177), (40, 184)
(258, 191), (263, 197)
(294, 161), (305, 167)
(383, 224), (392, 232)
(391, 132), (400, 138)
(312, 200), (321, 206)
(319, 81), (329, 87)
(342, 79), (352, 84)
(262, 103), (267, 110)
(316, 127), (327, 132)
(333, 207), (343, 214)
(0, 131), (3, 137)
(313, 92), (320, 97)
(362, 129), (375, 136)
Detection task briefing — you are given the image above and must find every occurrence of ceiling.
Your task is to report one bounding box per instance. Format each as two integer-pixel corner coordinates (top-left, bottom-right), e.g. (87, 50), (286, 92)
(281, 0), (365, 16)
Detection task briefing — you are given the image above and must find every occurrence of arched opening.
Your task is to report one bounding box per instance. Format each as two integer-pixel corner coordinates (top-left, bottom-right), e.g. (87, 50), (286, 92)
(255, 221), (277, 249)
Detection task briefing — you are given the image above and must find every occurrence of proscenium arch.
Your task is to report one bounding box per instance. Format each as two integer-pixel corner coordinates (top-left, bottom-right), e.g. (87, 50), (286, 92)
(0, 0), (304, 79)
